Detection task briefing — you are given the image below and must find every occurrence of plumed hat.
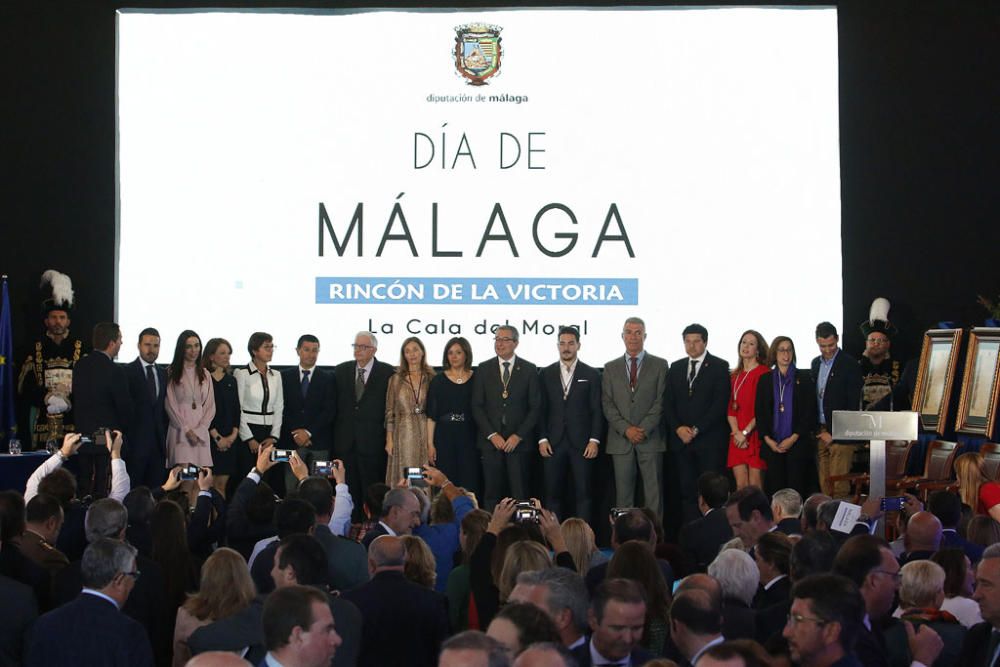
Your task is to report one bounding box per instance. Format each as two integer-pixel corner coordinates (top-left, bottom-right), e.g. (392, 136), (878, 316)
(860, 297), (898, 339)
(40, 269), (74, 317)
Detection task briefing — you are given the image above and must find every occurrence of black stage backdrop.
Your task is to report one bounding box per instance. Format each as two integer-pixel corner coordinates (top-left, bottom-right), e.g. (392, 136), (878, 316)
(2, 0), (999, 364)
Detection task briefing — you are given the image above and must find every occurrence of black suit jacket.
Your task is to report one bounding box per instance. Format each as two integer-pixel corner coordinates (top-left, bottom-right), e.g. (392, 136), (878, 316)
(678, 507), (733, 572)
(538, 360), (604, 449)
(775, 517), (802, 536)
(471, 356), (542, 446)
(755, 369), (817, 462)
(360, 522), (390, 551)
(188, 592), (363, 667)
(722, 597), (757, 641)
(341, 570), (450, 667)
(26, 592), (153, 666)
(332, 359), (394, 456)
(663, 352), (730, 452)
(956, 621), (994, 666)
(53, 553), (169, 658)
(0, 573), (36, 666)
(72, 351), (133, 434)
(280, 366), (337, 451)
(753, 576), (791, 610)
(570, 636), (654, 667)
(810, 350), (863, 430)
(124, 359), (167, 460)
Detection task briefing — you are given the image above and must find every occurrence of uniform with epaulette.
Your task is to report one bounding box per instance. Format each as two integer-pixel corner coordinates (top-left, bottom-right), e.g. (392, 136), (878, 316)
(18, 529), (69, 575)
(16, 270), (84, 449)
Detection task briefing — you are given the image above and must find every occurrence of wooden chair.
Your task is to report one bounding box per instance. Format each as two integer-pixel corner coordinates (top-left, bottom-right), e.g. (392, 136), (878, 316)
(828, 440), (915, 502)
(886, 440), (963, 496)
(916, 442), (1000, 500)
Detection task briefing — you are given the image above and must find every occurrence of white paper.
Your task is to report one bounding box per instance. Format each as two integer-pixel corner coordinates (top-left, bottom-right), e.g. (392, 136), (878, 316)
(830, 502), (862, 534)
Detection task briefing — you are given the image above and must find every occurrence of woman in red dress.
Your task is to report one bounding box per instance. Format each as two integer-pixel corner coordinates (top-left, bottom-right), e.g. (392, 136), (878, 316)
(955, 452), (1000, 520)
(727, 330), (770, 490)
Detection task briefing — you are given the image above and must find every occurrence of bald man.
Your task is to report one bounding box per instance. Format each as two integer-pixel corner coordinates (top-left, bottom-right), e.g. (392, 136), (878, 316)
(184, 651), (251, 666)
(341, 536), (449, 667)
(513, 643), (576, 667)
(899, 511), (942, 565)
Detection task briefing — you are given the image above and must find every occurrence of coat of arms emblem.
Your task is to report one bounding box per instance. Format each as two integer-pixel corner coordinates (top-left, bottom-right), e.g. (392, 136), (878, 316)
(454, 24), (502, 85)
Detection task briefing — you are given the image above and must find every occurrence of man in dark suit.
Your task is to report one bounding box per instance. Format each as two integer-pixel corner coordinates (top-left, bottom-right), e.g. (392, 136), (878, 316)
(124, 327), (167, 490)
(928, 490), (985, 562)
(341, 535), (450, 667)
(679, 472), (733, 572)
(0, 521), (37, 667)
(810, 322), (863, 497)
(72, 322), (132, 499)
(782, 574), (866, 667)
(538, 326), (604, 521)
(471, 325), (542, 510)
(359, 488), (421, 550)
(333, 331), (394, 520)
(188, 535), (361, 667)
(52, 498), (169, 659)
(832, 534), (942, 667)
(669, 588), (725, 666)
(296, 475), (369, 592)
(772, 488), (804, 536)
(27, 538), (153, 666)
(753, 531), (793, 610)
(572, 578), (654, 667)
(281, 334), (337, 492)
(959, 544), (1000, 666)
(664, 323), (730, 523)
(601, 316), (669, 520)
(261, 585), (342, 667)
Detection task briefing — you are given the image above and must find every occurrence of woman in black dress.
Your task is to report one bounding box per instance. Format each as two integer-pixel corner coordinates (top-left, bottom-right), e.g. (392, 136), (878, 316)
(203, 337), (240, 497)
(426, 336), (480, 499)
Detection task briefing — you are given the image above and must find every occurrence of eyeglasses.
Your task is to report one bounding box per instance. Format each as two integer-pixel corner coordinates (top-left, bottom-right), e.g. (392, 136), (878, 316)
(872, 569), (902, 583)
(352, 344), (374, 351)
(786, 612), (827, 627)
(122, 570), (141, 581)
(494, 337), (514, 343)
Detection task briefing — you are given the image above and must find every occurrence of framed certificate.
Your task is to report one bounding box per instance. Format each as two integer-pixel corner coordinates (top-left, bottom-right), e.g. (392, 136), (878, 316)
(912, 328), (963, 435)
(956, 328), (1000, 437)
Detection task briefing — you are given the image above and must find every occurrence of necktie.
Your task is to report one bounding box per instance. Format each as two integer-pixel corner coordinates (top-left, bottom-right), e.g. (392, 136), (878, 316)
(145, 364), (157, 399)
(989, 630), (1000, 667)
(502, 361), (511, 385)
(689, 359), (699, 384)
(629, 356), (638, 390)
(355, 367), (366, 401)
(301, 369), (311, 399)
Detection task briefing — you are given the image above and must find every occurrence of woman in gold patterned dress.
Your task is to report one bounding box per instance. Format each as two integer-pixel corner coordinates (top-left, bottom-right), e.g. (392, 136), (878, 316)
(385, 336), (436, 484)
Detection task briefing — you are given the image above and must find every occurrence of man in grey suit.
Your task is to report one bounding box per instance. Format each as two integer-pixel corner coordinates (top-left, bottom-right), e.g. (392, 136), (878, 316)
(602, 317), (670, 520)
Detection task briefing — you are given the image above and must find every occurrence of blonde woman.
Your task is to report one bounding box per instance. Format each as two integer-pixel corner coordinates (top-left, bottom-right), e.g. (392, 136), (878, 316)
(172, 548), (255, 667)
(561, 517), (606, 576)
(955, 452), (1000, 520)
(402, 534), (438, 590)
(385, 336), (436, 484)
(498, 541), (552, 602)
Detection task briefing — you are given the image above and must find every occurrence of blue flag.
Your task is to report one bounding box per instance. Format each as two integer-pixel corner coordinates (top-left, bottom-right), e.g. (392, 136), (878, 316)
(0, 277), (16, 446)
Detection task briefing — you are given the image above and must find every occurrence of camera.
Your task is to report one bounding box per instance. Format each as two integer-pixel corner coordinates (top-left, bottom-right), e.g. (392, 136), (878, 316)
(179, 465), (200, 481)
(269, 449), (294, 463)
(312, 460), (339, 476)
(610, 507), (635, 521)
(514, 500), (540, 523)
(405, 466), (427, 488)
(880, 496), (906, 512)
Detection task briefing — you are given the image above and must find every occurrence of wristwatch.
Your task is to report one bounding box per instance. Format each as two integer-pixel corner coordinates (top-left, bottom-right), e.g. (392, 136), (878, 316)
(741, 428), (749, 437)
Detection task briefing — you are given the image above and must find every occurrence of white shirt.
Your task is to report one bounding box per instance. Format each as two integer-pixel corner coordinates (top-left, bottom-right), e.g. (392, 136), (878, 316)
(498, 354), (517, 382)
(82, 588), (120, 610)
(763, 574), (787, 591)
(378, 520), (398, 537)
(234, 365), (284, 441)
(356, 358), (374, 384)
(26, 452), (129, 503)
(687, 351), (708, 382)
(690, 635), (725, 666)
(589, 637), (633, 666)
(939, 595), (983, 628)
